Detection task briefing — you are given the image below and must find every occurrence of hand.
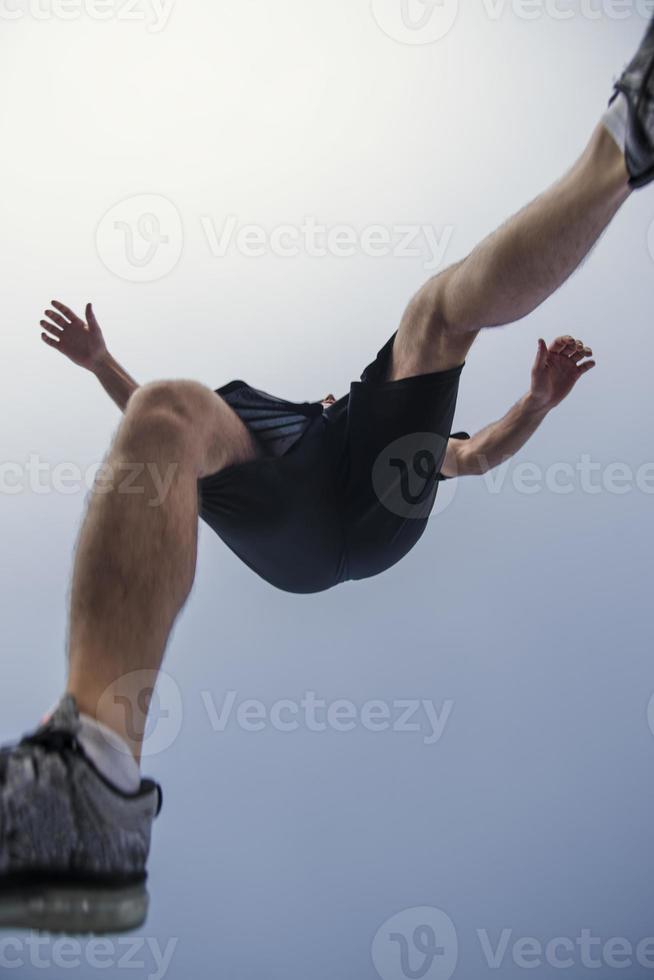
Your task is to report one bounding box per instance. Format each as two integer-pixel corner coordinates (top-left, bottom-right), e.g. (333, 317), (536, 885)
(529, 335), (596, 411)
(40, 301), (107, 372)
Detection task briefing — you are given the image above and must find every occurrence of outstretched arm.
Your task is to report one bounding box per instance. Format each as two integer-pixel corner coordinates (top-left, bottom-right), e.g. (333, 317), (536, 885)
(40, 301), (139, 412)
(441, 335), (596, 478)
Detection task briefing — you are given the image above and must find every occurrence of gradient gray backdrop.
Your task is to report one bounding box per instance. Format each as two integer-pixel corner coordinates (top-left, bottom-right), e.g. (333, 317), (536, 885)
(2, 1), (654, 977)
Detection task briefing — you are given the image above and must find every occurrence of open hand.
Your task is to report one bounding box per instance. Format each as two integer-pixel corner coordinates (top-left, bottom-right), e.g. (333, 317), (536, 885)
(530, 335), (596, 411)
(40, 301), (107, 372)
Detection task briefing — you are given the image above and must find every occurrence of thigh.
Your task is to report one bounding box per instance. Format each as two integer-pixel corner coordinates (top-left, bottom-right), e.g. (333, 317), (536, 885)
(125, 380), (263, 477)
(390, 270), (479, 381)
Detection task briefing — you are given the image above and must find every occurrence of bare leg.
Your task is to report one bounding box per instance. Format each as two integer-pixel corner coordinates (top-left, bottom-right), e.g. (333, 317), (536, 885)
(389, 124), (630, 380)
(66, 381), (260, 759)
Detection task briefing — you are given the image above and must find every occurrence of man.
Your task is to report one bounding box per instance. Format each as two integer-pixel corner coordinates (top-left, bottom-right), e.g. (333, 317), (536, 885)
(0, 19), (650, 934)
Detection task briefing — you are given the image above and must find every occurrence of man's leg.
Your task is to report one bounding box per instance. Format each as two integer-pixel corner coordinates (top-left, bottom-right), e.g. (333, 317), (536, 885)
(0, 382), (259, 932)
(389, 124), (629, 380)
(66, 380), (260, 760)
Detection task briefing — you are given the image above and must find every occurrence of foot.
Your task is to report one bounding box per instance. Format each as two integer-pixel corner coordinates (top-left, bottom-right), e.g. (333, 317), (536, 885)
(614, 15), (654, 188)
(0, 695), (162, 934)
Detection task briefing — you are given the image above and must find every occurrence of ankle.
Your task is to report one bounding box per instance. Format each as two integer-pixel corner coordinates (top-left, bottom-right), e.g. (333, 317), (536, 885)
(589, 122), (630, 194)
(77, 713), (142, 793)
(67, 681), (145, 764)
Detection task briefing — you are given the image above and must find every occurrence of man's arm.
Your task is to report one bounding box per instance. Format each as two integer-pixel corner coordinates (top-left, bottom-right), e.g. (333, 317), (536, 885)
(441, 335), (596, 478)
(93, 352), (139, 413)
(40, 301), (138, 412)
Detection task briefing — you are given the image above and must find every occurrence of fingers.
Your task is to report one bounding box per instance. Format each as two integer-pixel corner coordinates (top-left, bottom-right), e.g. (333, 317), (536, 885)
(40, 316), (63, 337)
(42, 309), (67, 331)
(550, 335), (593, 362)
(86, 302), (99, 332)
(549, 335), (575, 354)
(41, 332), (61, 350)
(50, 300), (82, 325)
(577, 359), (596, 376)
(534, 337), (548, 368)
(570, 344), (593, 364)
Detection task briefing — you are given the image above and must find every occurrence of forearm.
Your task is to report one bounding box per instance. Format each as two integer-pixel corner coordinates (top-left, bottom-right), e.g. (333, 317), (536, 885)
(93, 352), (139, 412)
(458, 393), (550, 476)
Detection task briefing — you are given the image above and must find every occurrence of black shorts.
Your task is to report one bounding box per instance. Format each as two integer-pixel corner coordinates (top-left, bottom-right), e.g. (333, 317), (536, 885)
(198, 332), (466, 595)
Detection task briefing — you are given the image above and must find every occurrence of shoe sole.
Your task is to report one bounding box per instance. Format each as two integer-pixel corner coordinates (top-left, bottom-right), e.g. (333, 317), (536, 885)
(0, 881), (149, 935)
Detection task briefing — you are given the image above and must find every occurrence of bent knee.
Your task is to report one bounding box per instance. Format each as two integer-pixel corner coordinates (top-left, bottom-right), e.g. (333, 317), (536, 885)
(122, 381), (214, 457)
(406, 273), (461, 339)
(129, 380), (214, 424)
(393, 275), (477, 378)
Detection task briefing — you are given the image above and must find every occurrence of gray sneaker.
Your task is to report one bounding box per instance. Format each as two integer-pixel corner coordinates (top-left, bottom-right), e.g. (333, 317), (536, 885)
(0, 695), (162, 934)
(613, 13), (654, 188)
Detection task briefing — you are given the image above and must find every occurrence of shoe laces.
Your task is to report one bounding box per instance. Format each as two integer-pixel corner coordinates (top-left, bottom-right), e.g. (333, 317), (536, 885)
(20, 728), (81, 754)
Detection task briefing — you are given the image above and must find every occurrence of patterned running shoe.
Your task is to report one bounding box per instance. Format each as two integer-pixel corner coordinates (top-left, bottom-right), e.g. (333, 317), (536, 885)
(613, 14), (654, 188)
(0, 695), (162, 934)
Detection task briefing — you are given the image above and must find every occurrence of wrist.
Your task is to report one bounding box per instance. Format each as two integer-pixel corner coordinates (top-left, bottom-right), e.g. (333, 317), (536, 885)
(523, 390), (554, 416)
(90, 347), (111, 375)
